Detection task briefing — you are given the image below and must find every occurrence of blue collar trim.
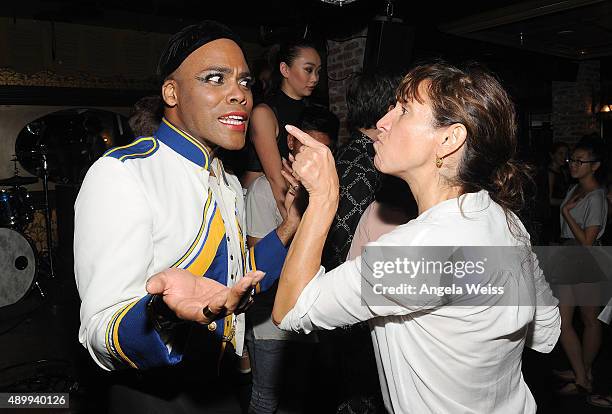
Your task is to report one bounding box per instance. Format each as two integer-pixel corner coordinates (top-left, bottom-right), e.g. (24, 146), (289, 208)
(155, 118), (211, 169)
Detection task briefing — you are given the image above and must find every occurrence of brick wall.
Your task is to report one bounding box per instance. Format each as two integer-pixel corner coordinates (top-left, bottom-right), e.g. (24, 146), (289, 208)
(552, 60), (600, 143)
(327, 28), (367, 145)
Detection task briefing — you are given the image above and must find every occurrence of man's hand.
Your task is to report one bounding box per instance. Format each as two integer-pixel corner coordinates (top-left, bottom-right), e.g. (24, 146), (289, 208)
(281, 157), (303, 223)
(275, 157), (302, 246)
(146, 268), (265, 324)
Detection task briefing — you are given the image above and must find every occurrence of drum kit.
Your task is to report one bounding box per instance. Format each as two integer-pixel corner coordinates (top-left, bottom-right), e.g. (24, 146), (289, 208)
(0, 150), (55, 309)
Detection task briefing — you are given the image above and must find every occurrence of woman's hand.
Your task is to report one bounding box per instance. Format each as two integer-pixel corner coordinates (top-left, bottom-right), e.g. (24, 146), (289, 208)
(146, 268), (265, 324)
(284, 125), (339, 207)
(563, 193), (582, 213)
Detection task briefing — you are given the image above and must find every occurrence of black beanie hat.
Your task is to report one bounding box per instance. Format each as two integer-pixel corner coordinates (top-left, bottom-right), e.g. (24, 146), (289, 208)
(157, 20), (244, 81)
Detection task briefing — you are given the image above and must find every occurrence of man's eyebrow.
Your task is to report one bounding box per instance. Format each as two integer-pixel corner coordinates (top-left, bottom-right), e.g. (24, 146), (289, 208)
(199, 66), (232, 74)
(198, 67), (251, 78)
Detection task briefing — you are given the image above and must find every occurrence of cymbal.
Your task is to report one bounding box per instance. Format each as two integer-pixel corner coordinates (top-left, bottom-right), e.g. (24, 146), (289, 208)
(0, 175), (38, 186)
(16, 149), (55, 157)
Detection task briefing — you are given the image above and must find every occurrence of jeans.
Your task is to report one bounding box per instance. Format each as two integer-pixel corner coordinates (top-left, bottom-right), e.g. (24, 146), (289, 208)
(245, 331), (289, 414)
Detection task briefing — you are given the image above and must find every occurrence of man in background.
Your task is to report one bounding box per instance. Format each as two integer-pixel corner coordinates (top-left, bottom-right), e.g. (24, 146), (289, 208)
(244, 104), (338, 413)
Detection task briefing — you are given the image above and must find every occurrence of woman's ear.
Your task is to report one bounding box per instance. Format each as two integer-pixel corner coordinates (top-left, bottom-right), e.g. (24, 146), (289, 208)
(280, 62), (290, 79)
(439, 124), (467, 156)
(592, 161), (601, 173)
(161, 79), (178, 107)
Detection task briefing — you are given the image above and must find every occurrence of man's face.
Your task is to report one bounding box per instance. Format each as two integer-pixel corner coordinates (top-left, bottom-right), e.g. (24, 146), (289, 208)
(163, 38), (253, 151)
(288, 130), (332, 156)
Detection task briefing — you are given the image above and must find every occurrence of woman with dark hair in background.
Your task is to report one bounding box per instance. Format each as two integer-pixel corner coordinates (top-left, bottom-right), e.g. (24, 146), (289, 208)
(547, 141), (570, 244)
(272, 61), (560, 413)
(241, 39), (322, 217)
(555, 136), (608, 396)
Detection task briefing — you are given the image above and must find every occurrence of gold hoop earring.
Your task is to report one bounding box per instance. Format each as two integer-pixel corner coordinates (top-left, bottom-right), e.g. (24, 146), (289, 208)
(435, 136), (450, 168)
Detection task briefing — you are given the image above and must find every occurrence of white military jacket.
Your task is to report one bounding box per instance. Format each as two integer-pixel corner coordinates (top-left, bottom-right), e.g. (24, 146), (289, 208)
(75, 118), (286, 371)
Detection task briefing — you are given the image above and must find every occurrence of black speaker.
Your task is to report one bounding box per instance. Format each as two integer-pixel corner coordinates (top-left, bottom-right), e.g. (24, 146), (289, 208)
(363, 18), (415, 73)
(550, 59), (579, 82)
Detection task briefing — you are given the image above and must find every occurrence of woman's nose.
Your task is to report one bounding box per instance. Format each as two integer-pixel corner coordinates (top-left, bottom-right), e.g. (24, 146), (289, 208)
(376, 111), (392, 131)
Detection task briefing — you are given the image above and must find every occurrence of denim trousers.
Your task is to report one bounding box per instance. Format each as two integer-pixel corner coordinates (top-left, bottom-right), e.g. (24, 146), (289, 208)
(245, 331), (290, 414)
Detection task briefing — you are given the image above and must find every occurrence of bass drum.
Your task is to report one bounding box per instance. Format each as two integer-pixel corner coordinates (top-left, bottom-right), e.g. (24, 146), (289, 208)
(0, 227), (37, 308)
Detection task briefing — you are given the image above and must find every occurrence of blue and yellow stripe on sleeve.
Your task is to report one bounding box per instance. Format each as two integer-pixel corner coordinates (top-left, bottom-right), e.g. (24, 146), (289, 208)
(105, 295), (183, 369)
(103, 137), (159, 162)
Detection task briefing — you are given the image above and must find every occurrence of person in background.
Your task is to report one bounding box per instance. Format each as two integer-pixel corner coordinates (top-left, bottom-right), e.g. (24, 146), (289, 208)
(244, 104), (338, 413)
(347, 175), (417, 261)
(547, 141), (570, 244)
(318, 71), (401, 413)
(590, 171), (612, 408)
(323, 71), (401, 271)
(250, 50), (276, 105)
(555, 136), (608, 396)
(603, 168), (612, 244)
(127, 95), (164, 138)
(241, 39), (322, 218)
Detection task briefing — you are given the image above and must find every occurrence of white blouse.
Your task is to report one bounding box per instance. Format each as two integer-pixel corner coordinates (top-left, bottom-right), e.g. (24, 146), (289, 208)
(280, 190), (560, 414)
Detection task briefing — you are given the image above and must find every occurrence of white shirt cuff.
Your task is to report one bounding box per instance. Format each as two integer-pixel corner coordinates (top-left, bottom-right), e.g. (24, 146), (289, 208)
(278, 266), (326, 334)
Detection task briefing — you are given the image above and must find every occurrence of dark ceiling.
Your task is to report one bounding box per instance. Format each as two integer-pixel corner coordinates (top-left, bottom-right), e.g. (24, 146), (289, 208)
(0, 0), (612, 77)
(2, 0), (610, 60)
(440, 0), (612, 60)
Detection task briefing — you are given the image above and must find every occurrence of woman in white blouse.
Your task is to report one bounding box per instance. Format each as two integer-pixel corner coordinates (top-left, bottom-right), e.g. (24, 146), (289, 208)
(273, 62), (561, 413)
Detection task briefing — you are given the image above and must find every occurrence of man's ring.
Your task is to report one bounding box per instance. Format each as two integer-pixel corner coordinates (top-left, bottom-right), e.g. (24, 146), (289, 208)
(202, 306), (217, 321)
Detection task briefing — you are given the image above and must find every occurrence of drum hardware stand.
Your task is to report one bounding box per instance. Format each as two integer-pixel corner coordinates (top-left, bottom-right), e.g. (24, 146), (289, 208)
(7, 155), (46, 299)
(39, 144), (56, 280)
(33, 282), (46, 299)
(11, 155), (19, 177)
